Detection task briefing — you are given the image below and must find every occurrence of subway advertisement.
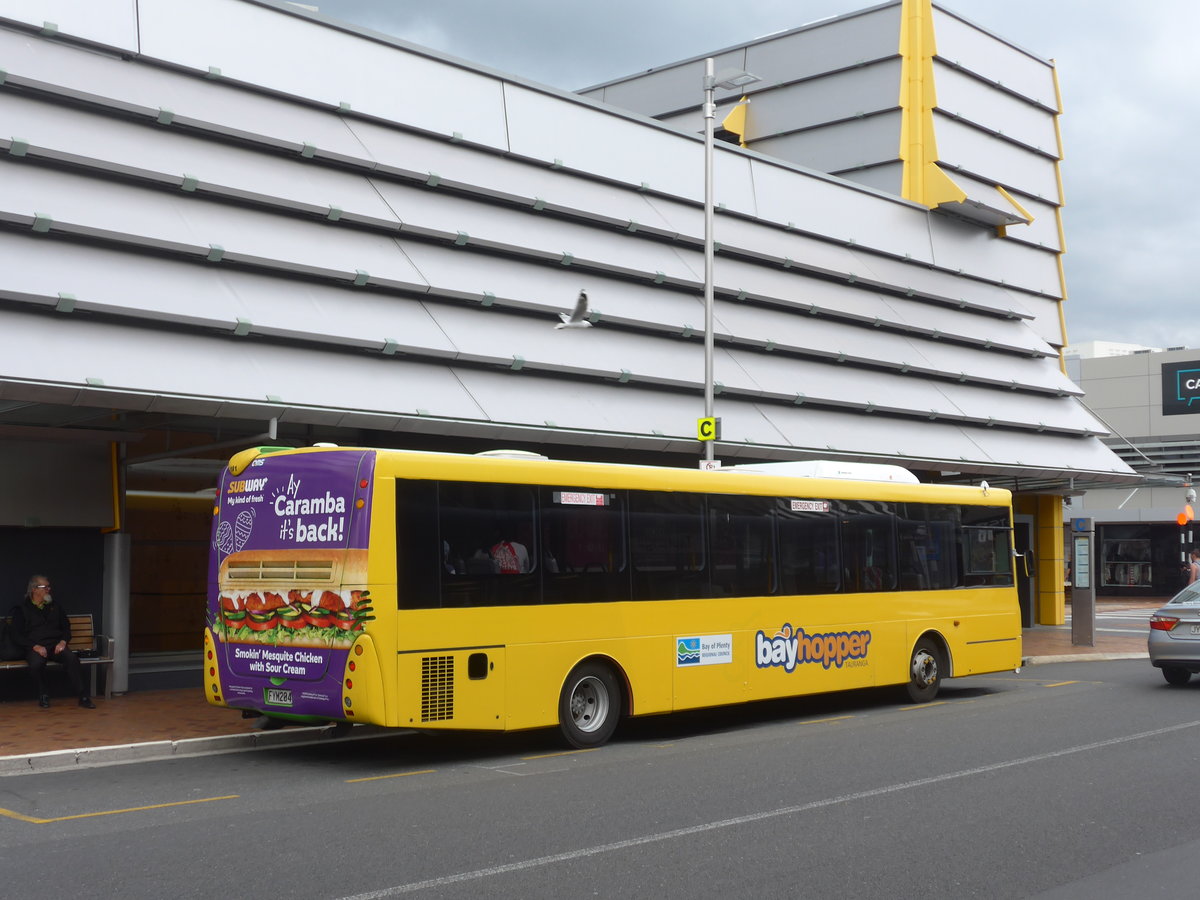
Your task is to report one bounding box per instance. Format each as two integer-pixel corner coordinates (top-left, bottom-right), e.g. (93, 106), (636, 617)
(205, 449), (375, 719)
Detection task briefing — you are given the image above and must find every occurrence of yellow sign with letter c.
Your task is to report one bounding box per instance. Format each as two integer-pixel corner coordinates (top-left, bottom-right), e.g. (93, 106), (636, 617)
(697, 417), (720, 442)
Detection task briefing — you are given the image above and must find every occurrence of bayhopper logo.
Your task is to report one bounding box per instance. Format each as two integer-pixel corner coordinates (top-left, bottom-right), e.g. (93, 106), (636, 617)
(1162, 361), (1200, 417)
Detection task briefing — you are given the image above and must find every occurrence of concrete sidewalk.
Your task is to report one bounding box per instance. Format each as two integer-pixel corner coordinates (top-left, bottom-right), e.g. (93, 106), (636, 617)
(1021, 597), (1158, 665)
(0, 599), (1160, 774)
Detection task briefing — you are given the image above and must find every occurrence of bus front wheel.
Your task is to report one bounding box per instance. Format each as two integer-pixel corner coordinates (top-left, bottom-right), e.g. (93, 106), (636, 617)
(904, 639), (942, 703)
(559, 661), (621, 748)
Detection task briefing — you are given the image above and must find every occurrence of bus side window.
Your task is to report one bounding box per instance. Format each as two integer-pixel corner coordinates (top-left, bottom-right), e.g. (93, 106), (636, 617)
(776, 503), (839, 595)
(708, 494), (773, 597)
(438, 481), (540, 607)
(396, 478), (441, 609)
(540, 488), (627, 604)
(898, 503), (960, 592)
(629, 491), (706, 601)
(959, 507), (1015, 588)
(839, 504), (896, 593)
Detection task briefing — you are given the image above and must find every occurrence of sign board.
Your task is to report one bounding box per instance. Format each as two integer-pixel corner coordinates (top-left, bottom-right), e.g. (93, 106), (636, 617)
(697, 416), (721, 441)
(1161, 361), (1200, 416)
(1073, 535), (1091, 589)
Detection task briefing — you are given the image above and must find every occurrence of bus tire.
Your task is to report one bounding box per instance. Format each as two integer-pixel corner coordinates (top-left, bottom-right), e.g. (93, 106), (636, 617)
(904, 638), (942, 703)
(559, 661), (621, 748)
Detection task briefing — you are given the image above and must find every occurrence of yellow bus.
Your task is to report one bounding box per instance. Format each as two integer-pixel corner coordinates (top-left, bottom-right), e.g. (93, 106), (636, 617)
(203, 446), (1021, 747)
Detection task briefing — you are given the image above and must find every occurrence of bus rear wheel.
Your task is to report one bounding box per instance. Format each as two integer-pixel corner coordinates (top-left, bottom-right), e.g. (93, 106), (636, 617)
(559, 661), (621, 748)
(904, 639), (942, 703)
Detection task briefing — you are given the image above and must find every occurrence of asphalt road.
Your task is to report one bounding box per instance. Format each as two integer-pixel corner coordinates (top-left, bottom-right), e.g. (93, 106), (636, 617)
(2, 658), (1197, 899)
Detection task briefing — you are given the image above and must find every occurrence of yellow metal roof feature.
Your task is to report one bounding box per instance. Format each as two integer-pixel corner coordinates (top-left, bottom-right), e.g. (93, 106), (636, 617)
(898, 0), (966, 208)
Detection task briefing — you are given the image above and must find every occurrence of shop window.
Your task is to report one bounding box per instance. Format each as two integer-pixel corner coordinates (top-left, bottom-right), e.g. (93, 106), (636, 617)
(1101, 531), (1153, 588)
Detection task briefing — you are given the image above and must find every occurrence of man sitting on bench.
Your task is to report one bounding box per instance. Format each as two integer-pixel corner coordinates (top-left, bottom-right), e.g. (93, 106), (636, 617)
(11, 574), (95, 709)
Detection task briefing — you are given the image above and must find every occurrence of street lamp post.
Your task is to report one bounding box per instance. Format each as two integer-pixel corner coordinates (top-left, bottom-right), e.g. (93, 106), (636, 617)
(701, 59), (759, 468)
(702, 57), (717, 466)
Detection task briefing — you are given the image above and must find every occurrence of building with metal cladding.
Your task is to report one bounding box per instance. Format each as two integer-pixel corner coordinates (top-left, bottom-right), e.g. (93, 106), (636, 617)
(0, 0), (1136, 688)
(1066, 347), (1200, 598)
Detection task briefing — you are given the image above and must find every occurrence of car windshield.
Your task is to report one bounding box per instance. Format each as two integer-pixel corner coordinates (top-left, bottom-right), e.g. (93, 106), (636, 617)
(1168, 584), (1200, 605)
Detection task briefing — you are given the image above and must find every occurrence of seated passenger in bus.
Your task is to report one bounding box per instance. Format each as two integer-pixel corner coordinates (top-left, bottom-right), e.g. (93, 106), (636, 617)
(491, 539), (530, 574)
(465, 548), (496, 575)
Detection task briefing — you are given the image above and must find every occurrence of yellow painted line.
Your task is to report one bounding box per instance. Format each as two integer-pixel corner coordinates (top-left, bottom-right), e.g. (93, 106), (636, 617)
(0, 794), (239, 825)
(1043, 681), (1079, 688)
(900, 700), (949, 712)
(520, 749), (598, 761)
(345, 769), (435, 784)
(798, 715), (855, 726)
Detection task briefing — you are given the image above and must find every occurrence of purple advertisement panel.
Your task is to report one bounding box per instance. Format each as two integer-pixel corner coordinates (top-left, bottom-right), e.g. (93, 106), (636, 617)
(216, 449), (374, 552)
(206, 449), (376, 720)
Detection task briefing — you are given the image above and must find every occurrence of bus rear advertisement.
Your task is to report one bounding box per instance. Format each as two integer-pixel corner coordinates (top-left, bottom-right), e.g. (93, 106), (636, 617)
(204, 446), (1021, 746)
(205, 448), (375, 722)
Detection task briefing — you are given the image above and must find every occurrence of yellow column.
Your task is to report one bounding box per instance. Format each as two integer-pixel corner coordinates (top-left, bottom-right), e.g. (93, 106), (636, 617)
(1035, 495), (1066, 625)
(1014, 494), (1066, 625)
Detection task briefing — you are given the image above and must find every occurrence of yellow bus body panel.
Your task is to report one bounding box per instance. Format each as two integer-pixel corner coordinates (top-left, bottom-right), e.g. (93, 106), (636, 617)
(225, 448), (1022, 733)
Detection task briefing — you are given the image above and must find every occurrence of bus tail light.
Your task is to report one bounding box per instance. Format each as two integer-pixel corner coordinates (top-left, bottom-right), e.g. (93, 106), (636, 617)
(1150, 615), (1180, 632)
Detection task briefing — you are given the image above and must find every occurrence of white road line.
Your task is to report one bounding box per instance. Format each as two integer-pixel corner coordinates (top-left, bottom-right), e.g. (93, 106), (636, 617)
(338, 720), (1200, 898)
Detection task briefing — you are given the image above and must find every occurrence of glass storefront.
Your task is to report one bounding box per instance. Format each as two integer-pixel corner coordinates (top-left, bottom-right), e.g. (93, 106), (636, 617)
(1094, 523), (1189, 596)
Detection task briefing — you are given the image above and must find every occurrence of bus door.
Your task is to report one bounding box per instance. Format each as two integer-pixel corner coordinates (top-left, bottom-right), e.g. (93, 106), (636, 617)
(1013, 515), (1035, 628)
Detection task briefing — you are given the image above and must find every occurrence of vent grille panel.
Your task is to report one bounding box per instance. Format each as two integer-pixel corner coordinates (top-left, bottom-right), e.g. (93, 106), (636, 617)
(421, 655), (454, 722)
(226, 560), (335, 582)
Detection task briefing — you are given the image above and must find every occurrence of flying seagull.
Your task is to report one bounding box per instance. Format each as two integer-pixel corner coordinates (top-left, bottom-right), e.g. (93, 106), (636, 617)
(555, 289), (593, 329)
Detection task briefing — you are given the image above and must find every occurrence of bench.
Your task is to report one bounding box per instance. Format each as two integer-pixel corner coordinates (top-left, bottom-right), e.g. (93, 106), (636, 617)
(0, 614), (116, 700)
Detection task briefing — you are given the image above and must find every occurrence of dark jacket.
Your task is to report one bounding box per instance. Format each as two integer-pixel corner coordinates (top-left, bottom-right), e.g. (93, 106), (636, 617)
(11, 598), (71, 651)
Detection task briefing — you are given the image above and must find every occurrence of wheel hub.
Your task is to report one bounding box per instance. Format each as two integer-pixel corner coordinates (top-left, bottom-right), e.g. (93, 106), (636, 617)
(570, 675), (609, 733)
(912, 650), (938, 687)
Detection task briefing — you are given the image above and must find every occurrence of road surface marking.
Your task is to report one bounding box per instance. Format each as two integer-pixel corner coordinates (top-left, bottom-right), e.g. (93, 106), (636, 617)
(797, 715), (855, 726)
(1043, 681), (1079, 687)
(520, 749), (597, 760)
(337, 719), (1200, 898)
(345, 769), (435, 784)
(0, 794), (239, 824)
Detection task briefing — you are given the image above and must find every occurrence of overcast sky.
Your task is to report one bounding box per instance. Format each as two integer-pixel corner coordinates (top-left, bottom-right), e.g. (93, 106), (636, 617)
(309, 0), (1197, 351)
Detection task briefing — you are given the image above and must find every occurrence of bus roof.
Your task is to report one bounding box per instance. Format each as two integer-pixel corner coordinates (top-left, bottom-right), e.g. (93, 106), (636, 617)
(227, 445), (1011, 506)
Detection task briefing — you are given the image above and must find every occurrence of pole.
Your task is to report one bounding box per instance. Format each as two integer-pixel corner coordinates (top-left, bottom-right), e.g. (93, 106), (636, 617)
(702, 57), (716, 465)
(1071, 517), (1095, 647)
(102, 531), (131, 694)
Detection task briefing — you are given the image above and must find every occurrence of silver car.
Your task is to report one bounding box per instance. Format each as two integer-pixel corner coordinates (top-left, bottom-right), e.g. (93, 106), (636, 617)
(1149, 584), (1200, 684)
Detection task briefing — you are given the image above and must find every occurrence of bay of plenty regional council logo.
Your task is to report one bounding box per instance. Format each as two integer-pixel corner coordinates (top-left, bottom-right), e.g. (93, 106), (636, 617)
(677, 638), (701, 665)
(675, 634), (733, 667)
